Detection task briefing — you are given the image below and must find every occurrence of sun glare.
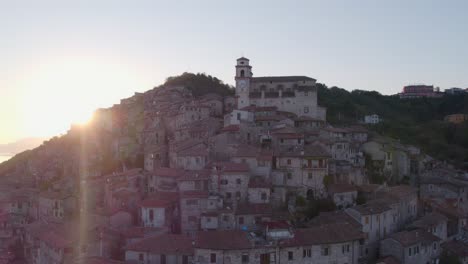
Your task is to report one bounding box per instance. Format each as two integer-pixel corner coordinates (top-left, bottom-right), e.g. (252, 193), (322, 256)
(19, 58), (138, 138)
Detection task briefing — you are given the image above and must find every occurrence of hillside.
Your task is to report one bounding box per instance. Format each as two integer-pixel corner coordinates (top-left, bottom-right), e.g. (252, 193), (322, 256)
(317, 84), (468, 168)
(163, 72), (234, 96)
(1, 74), (467, 181)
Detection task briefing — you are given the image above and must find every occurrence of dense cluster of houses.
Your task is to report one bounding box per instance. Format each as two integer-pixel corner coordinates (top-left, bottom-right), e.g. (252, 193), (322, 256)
(0, 57), (467, 264)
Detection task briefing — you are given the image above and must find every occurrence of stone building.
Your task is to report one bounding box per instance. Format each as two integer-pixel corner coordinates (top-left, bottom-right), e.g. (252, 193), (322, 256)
(274, 144), (331, 199)
(234, 57), (326, 120)
(125, 233), (193, 264)
(346, 200), (397, 261)
(380, 229), (441, 264)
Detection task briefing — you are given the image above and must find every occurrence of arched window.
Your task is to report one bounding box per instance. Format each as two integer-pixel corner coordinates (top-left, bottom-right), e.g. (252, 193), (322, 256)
(240, 70), (245, 77)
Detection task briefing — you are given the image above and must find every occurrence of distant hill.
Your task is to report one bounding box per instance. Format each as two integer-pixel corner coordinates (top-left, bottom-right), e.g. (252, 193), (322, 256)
(0, 137), (46, 155)
(317, 84), (468, 168)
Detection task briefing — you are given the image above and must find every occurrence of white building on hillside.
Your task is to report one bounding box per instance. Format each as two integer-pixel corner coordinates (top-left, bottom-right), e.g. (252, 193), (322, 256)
(234, 57), (326, 120)
(364, 114), (380, 124)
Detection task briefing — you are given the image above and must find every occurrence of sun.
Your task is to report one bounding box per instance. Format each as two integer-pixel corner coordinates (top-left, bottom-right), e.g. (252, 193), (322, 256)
(18, 57), (138, 138)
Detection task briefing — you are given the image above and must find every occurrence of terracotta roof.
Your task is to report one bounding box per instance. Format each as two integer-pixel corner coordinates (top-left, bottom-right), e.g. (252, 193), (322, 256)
(221, 124), (240, 132)
(280, 144), (331, 158)
(323, 127), (350, 133)
(441, 240), (468, 257)
(252, 76), (316, 83)
(236, 203), (273, 216)
(307, 211), (361, 229)
(177, 144), (209, 157)
(120, 227), (166, 238)
(275, 133), (304, 139)
(195, 230), (252, 250)
(357, 184), (381, 193)
(177, 169), (211, 181)
(349, 200), (392, 215)
(388, 229), (440, 247)
(387, 185), (417, 200)
(412, 212), (448, 228)
(125, 234), (193, 255)
(234, 145), (260, 157)
(328, 184), (357, 194)
(153, 167), (185, 178)
(181, 191), (209, 199)
(280, 223), (364, 247)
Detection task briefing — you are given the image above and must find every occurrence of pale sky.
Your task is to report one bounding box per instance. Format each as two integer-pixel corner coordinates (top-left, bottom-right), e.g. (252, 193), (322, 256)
(1, 0), (468, 144)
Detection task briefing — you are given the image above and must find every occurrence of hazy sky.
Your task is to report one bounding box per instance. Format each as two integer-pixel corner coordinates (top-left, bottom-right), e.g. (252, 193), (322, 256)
(1, 0), (468, 144)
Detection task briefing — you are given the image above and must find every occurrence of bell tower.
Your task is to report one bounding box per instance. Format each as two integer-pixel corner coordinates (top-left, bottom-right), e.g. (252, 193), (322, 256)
(235, 57), (252, 109)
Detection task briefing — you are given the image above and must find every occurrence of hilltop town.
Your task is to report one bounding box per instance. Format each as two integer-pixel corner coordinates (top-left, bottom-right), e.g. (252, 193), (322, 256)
(0, 57), (467, 264)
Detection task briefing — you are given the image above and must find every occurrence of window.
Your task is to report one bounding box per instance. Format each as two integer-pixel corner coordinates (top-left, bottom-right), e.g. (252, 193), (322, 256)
(304, 107), (309, 113)
(240, 70), (245, 77)
(237, 113), (241, 120)
(149, 209), (154, 221)
(161, 254), (166, 264)
(236, 178), (242, 184)
(188, 216), (197, 223)
(303, 249), (311, 258)
(365, 216), (369, 224)
(408, 248), (412, 256)
(287, 159), (291, 165)
(288, 251), (293, 260)
(182, 256), (189, 264)
(236, 192), (241, 199)
(226, 192), (232, 199)
(261, 192), (267, 200)
(308, 173), (312, 179)
(238, 217), (244, 225)
(223, 215), (229, 222)
(242, 254), (249, 263)
(220, 179), (228, 185)
(433, 242), (437, 250)
(305, 92), (308, 96)
(287, 173), (292, 179)
(186, 199), (198, 206)
(139, 253), (144, 261)
(321, 246), (329, 256)
(210, 253), (216, 263)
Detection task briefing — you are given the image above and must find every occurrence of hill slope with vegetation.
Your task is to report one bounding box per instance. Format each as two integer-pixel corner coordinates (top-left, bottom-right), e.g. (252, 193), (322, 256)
(317, 84), (468, 168)
(163, 72), (234, 96)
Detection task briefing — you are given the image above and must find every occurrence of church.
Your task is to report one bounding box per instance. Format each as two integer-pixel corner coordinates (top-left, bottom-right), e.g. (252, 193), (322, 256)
(235, 57), (326, 121)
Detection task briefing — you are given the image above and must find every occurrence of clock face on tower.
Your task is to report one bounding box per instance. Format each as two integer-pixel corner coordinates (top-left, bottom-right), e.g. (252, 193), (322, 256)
(238, 80), (247, 89)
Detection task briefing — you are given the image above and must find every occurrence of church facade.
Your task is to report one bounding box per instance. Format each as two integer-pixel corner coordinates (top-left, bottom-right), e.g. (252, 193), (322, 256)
(235, 57), (326, 121)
